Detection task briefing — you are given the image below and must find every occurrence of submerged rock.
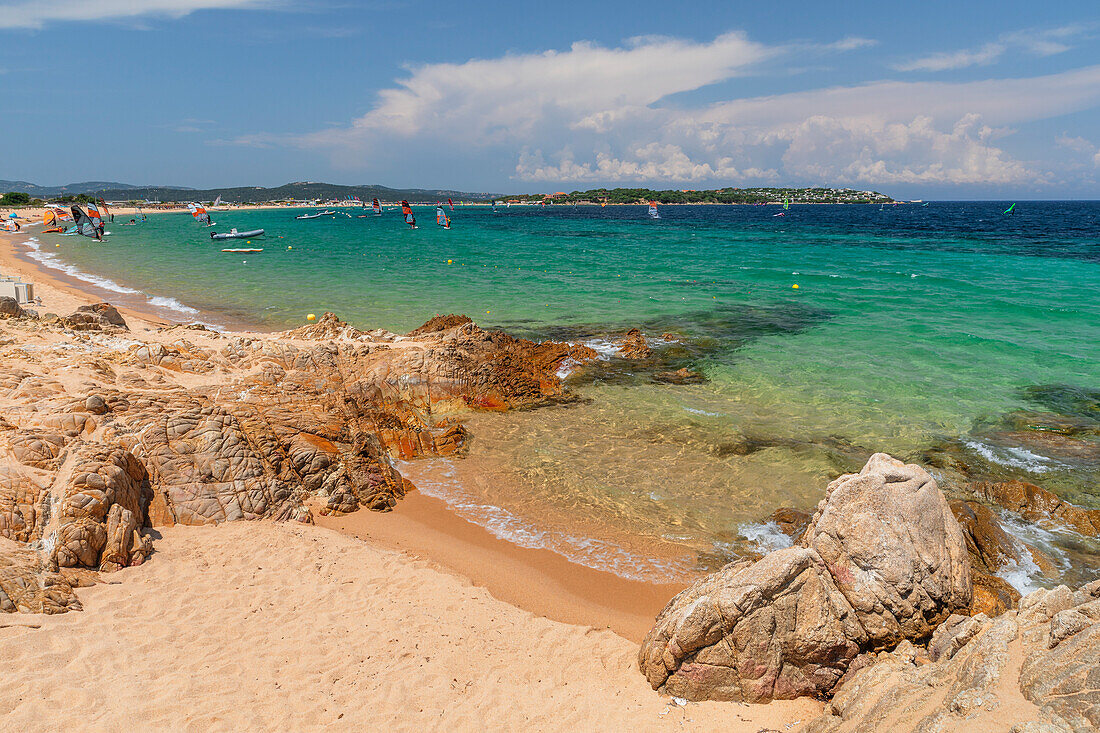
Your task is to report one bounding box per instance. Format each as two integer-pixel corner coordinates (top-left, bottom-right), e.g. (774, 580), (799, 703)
(639, 454), (970, 702)
(652, 367), (706, 385)
(975, 480), (1100, 536)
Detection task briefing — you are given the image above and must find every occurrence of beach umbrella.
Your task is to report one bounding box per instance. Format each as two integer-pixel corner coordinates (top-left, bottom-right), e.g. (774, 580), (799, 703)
(8, 213), (17, 218)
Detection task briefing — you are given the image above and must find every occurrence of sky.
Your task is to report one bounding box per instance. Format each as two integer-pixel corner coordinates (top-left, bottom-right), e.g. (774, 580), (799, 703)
(2, 0), (1100, 198)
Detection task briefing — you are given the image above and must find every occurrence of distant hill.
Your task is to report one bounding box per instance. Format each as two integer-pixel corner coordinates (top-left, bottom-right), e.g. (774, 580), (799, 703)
(0, 181), (193, 197)
(2, 180), (499, 203)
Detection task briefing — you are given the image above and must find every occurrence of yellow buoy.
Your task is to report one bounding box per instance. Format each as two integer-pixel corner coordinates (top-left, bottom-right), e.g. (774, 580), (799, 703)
(792, 284), (799, 289)
(307, 313), (316, 321)
(447, 259), (453, 264)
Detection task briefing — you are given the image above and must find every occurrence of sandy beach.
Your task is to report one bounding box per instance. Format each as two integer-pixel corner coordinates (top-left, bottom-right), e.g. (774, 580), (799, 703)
(0, 521), (819, 732)
(0, 226), (822, 729)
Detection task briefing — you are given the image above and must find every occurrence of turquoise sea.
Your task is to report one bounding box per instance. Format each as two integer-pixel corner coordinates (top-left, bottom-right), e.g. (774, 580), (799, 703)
(23, 202), (1100, 586)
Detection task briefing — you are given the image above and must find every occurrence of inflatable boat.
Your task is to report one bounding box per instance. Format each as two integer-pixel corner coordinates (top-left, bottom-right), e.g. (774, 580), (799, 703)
(210, 228), (264, 240)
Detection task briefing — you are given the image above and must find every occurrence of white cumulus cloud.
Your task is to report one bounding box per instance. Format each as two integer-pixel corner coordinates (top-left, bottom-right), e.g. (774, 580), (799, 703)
(276, 32), (1100, 188)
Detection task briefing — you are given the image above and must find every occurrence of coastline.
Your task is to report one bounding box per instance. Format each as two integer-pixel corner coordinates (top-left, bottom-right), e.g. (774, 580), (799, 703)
(0, 225), (269, 332)
(0, 222), (830, 728)
(0, 224), (685, 641)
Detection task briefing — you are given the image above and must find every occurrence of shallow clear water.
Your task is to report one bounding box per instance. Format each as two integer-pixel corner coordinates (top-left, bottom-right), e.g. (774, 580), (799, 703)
(27, 202), (1100, 582)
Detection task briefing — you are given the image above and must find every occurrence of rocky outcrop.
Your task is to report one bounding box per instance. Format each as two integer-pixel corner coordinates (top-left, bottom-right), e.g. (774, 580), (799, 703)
(0, 296), (26, 319)
(61, 303), (128, 331)
(0, 538), (83, 614)
(617, 328), (651, 359)
(639, 454), (971, 702)
(406, 313), (473, 337)
(0, 309), (596, 613)
(975, 480), (1100, 537)
(806, 580), (1100, 732)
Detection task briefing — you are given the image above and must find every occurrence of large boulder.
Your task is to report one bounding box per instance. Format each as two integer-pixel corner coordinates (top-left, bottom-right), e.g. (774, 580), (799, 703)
(61, 302), (128, 331)
(0, 296), (26, 319)
(803, 453), (971, 646)
(639, 454), (971, 702)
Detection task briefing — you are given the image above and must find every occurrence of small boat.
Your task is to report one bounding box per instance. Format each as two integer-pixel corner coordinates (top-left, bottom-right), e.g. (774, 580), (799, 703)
(295, 210), (335, 220)
(221, 248), (263, 253)
(210, 228), (265, 240)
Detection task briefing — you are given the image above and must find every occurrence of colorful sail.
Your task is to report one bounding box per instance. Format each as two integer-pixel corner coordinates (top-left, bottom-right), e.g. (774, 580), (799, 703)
(401, 200), (416, 226)
(97, 198), (112, 222)
(86, 201), (105, 230)
(189, 203), (211, 225)
(1004, 203), (1016, 214)
(648, 201), (659, 219)
(70, 206), (103, 239)
(783, 197), (790, 210)
(372, 198), (382, 215)
(447, 198), (454, 211)
(43, 206), (71, 227)
(436, 206), (450, 228)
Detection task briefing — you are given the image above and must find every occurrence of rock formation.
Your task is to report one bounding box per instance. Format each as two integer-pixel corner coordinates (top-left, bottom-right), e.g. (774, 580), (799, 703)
(975, 479), (1100, 537)
(0, 305), (594, 613)
(639, 454), (971, 702)
(805, 580), (1100, 732)
(617, 328), (651, 359)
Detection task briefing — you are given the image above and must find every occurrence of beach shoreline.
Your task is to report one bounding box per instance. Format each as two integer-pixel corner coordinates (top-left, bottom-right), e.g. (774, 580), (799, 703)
(0, 224), (688, 640)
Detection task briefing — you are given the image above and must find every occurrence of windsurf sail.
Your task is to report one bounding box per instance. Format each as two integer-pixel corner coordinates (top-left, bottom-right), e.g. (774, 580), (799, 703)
(647, 201), (659, 219)
(86, 201), (105, 230)
(401, 200), (416, 226)
(447, 198), (454, 211)
(213, 195), (222, 208)
(97, 198), (112, 222)
(492, 200), (501, 213)
(436, 205), (450, 228)
(783, 197), (790, 210)
(372, 198), (382, 215)
(188, 203), (211, 225)
(70, 206), (103, 239)
(1004, 203), (1016, 215)
(43, 206), (72, 227)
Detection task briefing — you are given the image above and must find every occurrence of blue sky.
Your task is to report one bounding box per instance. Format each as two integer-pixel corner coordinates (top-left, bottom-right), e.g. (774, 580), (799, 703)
(2, 1), (1099, 198)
